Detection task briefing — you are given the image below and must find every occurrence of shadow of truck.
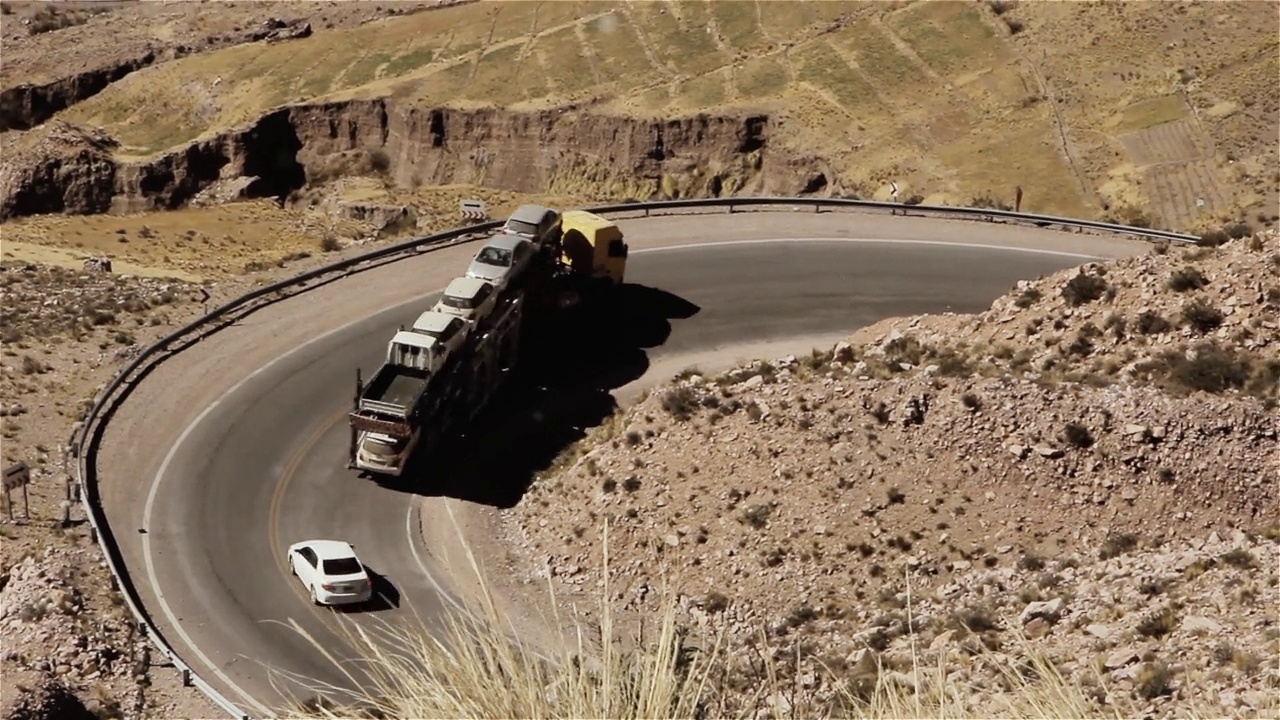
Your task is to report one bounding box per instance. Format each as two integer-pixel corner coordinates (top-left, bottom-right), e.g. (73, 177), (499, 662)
(374, 283), (700, 507)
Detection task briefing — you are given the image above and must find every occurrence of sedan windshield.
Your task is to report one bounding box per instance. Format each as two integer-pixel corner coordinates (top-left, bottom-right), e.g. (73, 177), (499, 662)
(476, 246), (513, 266)
(323, 557), (363, 576)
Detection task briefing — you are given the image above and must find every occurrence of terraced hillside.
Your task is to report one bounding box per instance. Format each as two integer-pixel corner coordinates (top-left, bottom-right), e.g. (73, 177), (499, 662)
(1, 0), (1277, 269)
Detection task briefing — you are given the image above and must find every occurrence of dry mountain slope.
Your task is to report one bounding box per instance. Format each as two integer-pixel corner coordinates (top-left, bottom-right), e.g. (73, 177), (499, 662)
(1, 0), (1276, 229)
(499, 229), (1280, 717)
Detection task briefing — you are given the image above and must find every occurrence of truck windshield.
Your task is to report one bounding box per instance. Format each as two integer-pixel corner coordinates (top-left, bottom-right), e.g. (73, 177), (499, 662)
(322, 557), (363, 576)
(440, 294), (475, 310)
(506, 219), (538, 236)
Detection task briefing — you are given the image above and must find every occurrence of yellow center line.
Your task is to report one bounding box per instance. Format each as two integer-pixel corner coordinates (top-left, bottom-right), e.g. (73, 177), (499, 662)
(268, 404), (357, 637)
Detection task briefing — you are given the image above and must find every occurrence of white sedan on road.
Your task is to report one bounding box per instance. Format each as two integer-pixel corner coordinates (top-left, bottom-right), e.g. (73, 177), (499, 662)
(287, 539), (373, 606)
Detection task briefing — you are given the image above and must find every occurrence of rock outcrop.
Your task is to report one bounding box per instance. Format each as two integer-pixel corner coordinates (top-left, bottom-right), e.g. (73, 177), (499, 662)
(0, 102), (824, 221)
(0, 122), (119, 218)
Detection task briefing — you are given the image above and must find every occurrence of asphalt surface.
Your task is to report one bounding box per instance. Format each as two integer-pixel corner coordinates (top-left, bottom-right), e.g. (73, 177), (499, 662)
(102, 211), (1153, 716)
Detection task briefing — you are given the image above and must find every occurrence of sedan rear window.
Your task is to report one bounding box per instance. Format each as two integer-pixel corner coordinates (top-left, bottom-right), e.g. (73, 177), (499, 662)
(323, 557), (363, 576)
(476, 246), (513, 266)
(441, 294), (475, 310)
(505, 219), (538, 236)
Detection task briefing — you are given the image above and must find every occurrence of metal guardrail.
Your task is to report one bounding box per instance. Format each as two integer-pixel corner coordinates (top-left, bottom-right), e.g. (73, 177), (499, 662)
(68, 196), (1198, 719)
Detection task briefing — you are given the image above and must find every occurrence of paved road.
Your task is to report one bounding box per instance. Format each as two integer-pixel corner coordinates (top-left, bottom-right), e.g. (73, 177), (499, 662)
(98, 210), (1152, 716)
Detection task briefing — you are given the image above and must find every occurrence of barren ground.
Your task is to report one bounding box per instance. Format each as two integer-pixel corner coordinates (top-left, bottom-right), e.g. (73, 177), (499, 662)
(486, 230), (1280, 717)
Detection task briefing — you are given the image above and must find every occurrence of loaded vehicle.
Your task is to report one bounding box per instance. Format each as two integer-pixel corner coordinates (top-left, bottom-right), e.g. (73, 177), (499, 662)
(501, 204), (562, 249)
(410, 310), (470, 358)
(432, 276), (499, 324)
(350, 329), (449, 475)
(347, 205), (628, 478)
(465, 233), (538, 294)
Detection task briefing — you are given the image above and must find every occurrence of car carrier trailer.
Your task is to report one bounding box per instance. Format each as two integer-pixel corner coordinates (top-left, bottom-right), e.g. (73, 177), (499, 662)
(348, 293), (524, 476)
(346, 209), (629, 478)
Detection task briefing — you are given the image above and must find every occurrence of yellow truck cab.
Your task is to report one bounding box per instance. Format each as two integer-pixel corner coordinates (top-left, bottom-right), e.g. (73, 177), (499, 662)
(558, 210), (628, 285)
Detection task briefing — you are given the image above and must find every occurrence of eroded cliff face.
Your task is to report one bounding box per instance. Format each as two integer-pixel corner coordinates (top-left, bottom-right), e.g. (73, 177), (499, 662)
(0, 100), (832, 221)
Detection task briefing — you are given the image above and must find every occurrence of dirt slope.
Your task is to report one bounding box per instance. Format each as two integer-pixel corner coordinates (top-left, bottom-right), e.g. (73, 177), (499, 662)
(500, 229), (1280, 717)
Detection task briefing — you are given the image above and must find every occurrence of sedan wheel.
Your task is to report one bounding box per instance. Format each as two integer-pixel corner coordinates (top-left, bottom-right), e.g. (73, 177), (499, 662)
(310, 586), (321, 606)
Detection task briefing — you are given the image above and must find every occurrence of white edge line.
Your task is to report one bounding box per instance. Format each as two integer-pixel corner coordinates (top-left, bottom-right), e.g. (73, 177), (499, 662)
(141, 235), (1110, 714)
(634, 236), (1107, 260)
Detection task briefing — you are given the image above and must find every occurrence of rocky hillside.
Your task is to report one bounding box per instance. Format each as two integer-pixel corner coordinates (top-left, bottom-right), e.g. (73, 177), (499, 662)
(501, 230), (1280, 717)
(0, 107), (824, 221)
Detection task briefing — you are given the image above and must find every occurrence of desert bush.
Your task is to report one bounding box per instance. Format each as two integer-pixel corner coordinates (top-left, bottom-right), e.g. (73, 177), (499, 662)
(1062, 422), (1094, 448)
(368, 149), (392, 175)
(741, 503), (773, 529)
(19, 355), (44, 375)
(660, 387), (698, 420)
(1136, 661), (1174, 700)
(1013, 287), (1041, 308)
(971, 194), (1012, 211)
(1143, 344), (1255, 396)
(1197, 229), (1229, 247)
(961, 392), (982, 411)
(1221, 548), (1257, 569)
(883, 335), (926, 366)
(1134, 310), (1171, 335)
(1225, 222), (1254, 239)
(947, 605), (1000, 635)
(1167, 266), (1208, 292)
(1180, 298), (1224, 333)
(27, 6), (92, 34)
(1060, 273), (1108, 306)
(320, 233), (343, 253)
(1002, 16), (1025, 34)
(1136, 607), (1179, 639)
(1099, 532), (1139, 560)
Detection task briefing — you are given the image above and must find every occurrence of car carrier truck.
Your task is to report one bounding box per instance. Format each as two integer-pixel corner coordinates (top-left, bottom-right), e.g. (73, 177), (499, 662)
(347, 208), (629, 478)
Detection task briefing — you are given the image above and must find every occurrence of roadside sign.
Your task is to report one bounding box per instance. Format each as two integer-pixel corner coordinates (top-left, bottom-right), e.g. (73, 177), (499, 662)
(459, 199), (488, 222)
(3, 461), (30, 521)
(3, 462), (28, 492)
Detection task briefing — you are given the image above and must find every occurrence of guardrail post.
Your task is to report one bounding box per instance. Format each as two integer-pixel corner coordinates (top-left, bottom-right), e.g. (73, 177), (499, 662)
(181, 667), (191, 687)
(88, 525), (97, 543)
